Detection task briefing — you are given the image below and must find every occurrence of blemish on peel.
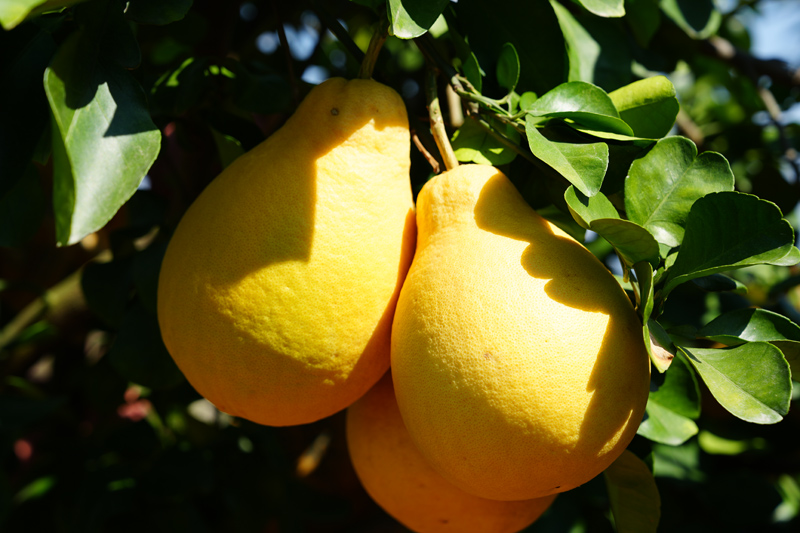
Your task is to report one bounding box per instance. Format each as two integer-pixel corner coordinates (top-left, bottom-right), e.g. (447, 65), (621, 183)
(330, 108), (339, 116)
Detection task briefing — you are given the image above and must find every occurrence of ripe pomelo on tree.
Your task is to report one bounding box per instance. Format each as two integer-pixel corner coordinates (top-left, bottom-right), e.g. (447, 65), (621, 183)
(391, 164), (650, 501)
(157, 78), (416, 426)
(347, 371), (556, 533)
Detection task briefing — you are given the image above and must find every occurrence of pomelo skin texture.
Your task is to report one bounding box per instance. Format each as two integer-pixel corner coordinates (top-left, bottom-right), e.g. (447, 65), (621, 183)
(347, 372), (556, 533)
(390, 164), (650, 501)
(157, 78), (416, 427)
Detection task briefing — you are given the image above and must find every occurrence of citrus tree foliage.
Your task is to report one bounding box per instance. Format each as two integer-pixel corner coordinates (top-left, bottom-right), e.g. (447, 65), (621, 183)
(1, 0), (800, 531)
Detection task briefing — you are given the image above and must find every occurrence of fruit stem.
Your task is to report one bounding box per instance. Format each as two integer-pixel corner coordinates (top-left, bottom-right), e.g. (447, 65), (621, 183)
(357, 15), (389, 80)
(426, 68), (459, 171)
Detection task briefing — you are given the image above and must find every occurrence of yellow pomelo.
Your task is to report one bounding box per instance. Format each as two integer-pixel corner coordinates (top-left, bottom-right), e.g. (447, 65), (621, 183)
(157, 78), (415, 426)
(391, 164), (650, 501)
(347, 371), (556, 533)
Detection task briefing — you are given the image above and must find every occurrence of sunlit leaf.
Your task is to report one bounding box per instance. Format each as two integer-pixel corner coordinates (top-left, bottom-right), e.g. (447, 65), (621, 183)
(576, 0), (625, 17)
(638, 352), (700, 444)
(527, 81), (633, 136)
(609, 76), (679, 139)
(44, 32), (161, 246)
(551, 1), (600, 84)
(526, 116), (608, 196)
(452, 118), (519, 166)
(680, 343), (791, 424)
(564, 186), (618, 229)
(590, 218), (660, 268)
(387, 0), (449, 39)
(625, 137), (734, 247)
(663, 192), (797, 296)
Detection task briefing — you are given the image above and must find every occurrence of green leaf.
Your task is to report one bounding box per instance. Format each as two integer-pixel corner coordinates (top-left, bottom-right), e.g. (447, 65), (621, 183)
(452, 118), (520, 166)
(697, 307), (800, 379)
(603, 450), (661, 533)
(680, 343), (791, 424)
(660, 0), (721, 39)
(608, 76), (679, 139)
(0, 0), (81, 29)
(124, 0), (193, 25)
(44, 32), (161, 246)
(496, 42), (520, 92)
(527, 81), (633, 136)
(577, 0), (625, 17)
(625, 137), (734, 247)
(455, 0), (566, 96)
(564, 186), (619, 229)
(638, 399), (698, 446)
(107, 303), (185, 389)
(526, 116), (608, 196)
(698, 308), (800, 346)
(691, 273), (747, 294)
(387, 0), (449, 39)
(551, 0), (601, 85)
(590, 218), (660, 268)
(663, 192), (797, 296)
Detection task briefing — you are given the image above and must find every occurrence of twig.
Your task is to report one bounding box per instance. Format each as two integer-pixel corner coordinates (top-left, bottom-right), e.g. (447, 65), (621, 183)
(358, 15), (388, 79)
(412, 130), (441, 174)
(426, 68), (459, 171)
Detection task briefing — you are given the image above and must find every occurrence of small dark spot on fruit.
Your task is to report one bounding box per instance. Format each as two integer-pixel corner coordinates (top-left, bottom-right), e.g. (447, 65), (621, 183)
(330, 108), (339, 116)
(555, 486), (560, 489)
(439, 519), (449, 524)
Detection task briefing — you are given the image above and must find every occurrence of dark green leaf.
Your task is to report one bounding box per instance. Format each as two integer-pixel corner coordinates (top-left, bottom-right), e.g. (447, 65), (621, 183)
(577, 0), (625, 17)
(230, 62), (292, 114)
(526, 116), (608, 196)
(125, 0), (193, 25)
(660, 0), (721, 39)
(691, 273), (747, 293)
(608, 76), (679, 139)
(0, 164), (45, 247)
(650, 350), (700, 417)
(107, 303), (185, 389)
(625, 0), (661, 46)
(625, 137), (734, 247)
(664, 192), (797, 295)
(528, 81), (633, 135)
(44, 32), (161, 246)
(636, 262), (655, 319)
(564, 185), (619, 229)
(496, 42), (520, 92)
(0, 26), (55, 198)
(590, 218), (660, 267)
(81, 258), (134, 328)
(680, 343), (791, 424)
(699, 308), (800, 345)
(455, 0), (566, 96)
(604, 450), (661, 533)
(452, 118), (519, 166)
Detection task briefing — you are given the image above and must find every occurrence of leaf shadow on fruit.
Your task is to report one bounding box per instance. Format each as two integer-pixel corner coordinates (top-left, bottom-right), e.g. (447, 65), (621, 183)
(473, 173), (648, 492)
